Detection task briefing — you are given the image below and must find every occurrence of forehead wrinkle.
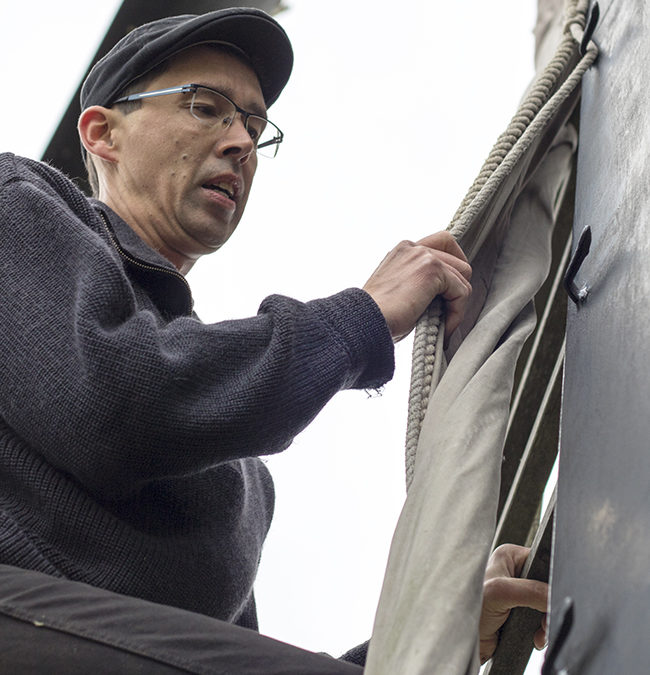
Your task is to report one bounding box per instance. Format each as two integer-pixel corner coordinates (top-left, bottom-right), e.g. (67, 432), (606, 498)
(147, 46), (267, 117)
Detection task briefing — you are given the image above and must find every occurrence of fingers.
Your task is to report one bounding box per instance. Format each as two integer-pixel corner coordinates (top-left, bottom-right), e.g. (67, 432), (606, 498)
(479, 576), (549, 663)
(439, 260), (473, 336)
(480, 604), (548, 663)
(482, 577), (549, 614)
(534, 617), (548, 651)
(417, 232), (472, 281)
(485, 544), (531, 580)
(481, 546), (549, 663)
(413, 232), (472, 338)
(416, 231), (469, 266)
(362, 232), (472, 342)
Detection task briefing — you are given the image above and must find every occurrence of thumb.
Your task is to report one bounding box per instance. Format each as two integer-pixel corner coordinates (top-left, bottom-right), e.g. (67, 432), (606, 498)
(487, 577), (548, 613)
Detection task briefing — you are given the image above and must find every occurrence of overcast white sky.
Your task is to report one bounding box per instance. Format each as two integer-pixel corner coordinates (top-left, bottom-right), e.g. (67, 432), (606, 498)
(1, 0), (544, 670)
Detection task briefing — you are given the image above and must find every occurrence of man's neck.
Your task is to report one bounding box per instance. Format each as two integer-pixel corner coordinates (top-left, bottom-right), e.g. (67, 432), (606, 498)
(98, 191), (195, 275)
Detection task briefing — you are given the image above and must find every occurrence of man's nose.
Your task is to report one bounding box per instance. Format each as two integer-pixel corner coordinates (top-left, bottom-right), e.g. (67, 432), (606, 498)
(215, 116), (255, 164)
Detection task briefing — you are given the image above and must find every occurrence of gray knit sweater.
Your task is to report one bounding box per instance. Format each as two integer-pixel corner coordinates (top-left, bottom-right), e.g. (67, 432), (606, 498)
(0, 153), (394, 630)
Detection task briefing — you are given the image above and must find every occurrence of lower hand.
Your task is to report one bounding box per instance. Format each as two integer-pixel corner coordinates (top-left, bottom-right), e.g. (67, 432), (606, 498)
(479, 544), (548, 664)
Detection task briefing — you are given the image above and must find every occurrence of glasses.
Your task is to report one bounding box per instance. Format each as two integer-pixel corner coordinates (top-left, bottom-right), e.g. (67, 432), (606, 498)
(112, 84), (283, 158)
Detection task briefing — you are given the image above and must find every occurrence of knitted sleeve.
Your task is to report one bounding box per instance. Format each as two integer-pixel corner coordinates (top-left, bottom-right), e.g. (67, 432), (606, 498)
(0, 154), (394, 499)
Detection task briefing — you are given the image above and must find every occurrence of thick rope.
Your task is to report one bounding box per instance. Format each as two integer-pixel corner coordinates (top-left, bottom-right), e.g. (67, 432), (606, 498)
(405, 0), (597, 489)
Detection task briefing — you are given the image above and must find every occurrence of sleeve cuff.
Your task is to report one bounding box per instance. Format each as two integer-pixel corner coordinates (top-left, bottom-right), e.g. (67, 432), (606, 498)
(306, 288), (395, 390)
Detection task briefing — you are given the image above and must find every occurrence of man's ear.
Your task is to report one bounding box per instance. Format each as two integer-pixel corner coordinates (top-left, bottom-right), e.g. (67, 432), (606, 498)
(78, 106), (120, 163)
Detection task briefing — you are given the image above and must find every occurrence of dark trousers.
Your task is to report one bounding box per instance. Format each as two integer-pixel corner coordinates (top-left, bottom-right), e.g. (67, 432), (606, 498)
(0, 565), (363, 674)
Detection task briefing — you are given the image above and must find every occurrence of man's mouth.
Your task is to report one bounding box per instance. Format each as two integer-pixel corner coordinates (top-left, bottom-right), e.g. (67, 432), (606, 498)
(202, 182), (235, 200)
(201, 173), (242, 203)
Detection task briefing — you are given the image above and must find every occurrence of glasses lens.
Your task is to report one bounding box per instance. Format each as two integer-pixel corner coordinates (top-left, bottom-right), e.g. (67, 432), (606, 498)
(250, 117), (282, 158)
(190, 87), (282, 158)
(190, 88), (234, 129)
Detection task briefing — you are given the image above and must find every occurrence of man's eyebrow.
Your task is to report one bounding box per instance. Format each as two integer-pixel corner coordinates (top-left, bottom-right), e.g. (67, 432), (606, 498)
(196, 83), (267, 117)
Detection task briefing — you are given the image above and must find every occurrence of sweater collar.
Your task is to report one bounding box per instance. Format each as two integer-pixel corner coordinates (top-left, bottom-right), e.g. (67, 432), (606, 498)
(90, 199), (194, 318)
(90, 199), (181, 273)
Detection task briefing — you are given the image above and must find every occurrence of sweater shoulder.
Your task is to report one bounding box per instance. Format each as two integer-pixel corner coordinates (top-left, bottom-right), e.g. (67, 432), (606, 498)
(0, 153), (100, 234)
(1, 152), (75, 190)
(0, 153), (90, 209)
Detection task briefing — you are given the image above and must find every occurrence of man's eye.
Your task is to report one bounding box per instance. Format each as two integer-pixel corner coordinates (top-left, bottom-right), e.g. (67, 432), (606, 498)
(247, 119), (266, 143)
(192, 103), (220, 118)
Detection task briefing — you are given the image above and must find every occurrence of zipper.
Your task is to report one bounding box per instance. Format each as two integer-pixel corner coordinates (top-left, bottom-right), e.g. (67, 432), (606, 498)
(97, 209), (193, 311)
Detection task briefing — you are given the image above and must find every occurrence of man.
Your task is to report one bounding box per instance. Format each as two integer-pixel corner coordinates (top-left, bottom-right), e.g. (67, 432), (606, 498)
(0, 8), (546, 672)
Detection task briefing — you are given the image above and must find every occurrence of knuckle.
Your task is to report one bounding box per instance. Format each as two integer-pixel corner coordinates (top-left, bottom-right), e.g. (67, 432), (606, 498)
(483, 576), (509, 598)
(494, 543), (517, 557)
(422, 248), (444, 268)
(488, 544), (511, 566)
(397, 239), (416, 249)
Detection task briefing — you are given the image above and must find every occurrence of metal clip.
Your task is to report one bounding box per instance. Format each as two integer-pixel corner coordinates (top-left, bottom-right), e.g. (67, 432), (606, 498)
(564, 226), (591, 305)
(542, 597), (575, 675)
(580, 2), (600, 56)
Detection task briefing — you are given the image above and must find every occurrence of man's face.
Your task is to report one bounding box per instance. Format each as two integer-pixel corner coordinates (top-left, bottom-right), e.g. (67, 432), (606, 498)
(107, 46), (265, 268)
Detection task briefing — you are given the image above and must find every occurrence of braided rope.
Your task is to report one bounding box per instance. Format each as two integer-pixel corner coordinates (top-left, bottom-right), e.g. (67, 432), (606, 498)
(405, 0), (597, 489)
